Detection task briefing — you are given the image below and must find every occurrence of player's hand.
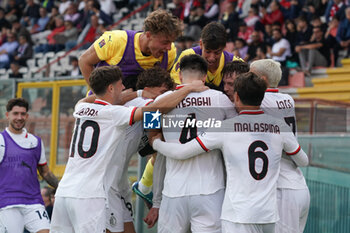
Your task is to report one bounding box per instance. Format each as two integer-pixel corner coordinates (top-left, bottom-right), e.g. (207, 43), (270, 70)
(144, 207), (159, 228)
(186, 80), (209, 93)
(149, 133), (163, 147)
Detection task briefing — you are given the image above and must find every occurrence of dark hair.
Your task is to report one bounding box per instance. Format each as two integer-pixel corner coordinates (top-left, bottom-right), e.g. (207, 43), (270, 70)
(234, 72), (267, 106)
(201, 22), (227, 50)
(6, 98), (29, 112)
(136, 67), (174, 90)
(89, 0), (101, 10)
(180, 54), (208, 76)
(42, 186), (54, 198)
(89, 66), (123, 95)
(235, 38), (247, 46)
(257, 44), (267, 54)
(222, 61), (249, 78)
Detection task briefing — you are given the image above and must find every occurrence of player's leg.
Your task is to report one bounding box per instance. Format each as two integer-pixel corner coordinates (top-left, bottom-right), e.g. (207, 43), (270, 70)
(50, 197), (75, 233)
(66, 197), (106, 233)
(22, 204), (50, 233)
(106, 188), (127, 233)
(158, 195), (190, 233)
(0, 207), (25, 233)
(121, 190), (135, 233)
(189, 189), (224, 233)
(276, 188), (309, 233)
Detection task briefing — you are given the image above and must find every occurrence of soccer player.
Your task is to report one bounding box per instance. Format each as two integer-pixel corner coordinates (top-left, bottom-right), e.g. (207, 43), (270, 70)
(153, 54), (237, 233)
(134, 22), (243, 202)
(105, 67), (174, 233)
(222, 60), (250, 102)
(79, 9), (181, 90)
(0, 98), (59, 233)
(171, 22), (242, 90)
(50, 66), (207, 233)
(250, 59), (310, 233)
(151, 72), (309, 233)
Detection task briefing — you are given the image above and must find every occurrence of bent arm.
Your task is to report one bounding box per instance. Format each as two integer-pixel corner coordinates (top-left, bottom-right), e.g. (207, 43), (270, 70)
(79, 45), (100, 86)
(286, 147), (309, 167)
(153, 138), (205, 160)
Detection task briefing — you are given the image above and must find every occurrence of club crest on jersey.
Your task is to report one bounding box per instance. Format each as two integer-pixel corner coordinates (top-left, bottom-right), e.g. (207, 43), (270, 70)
(143, 110), (161, 129)
(99, 39), (106, 48)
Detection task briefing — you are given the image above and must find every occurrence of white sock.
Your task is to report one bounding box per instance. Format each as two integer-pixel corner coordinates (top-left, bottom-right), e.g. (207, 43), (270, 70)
(138, 182), (152, 195)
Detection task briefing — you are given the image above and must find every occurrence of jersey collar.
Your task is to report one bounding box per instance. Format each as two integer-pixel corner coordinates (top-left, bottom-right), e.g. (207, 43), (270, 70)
(94, 99), (111, 105)
(239, 110), (264, 115)
(266, 88), (279, 93)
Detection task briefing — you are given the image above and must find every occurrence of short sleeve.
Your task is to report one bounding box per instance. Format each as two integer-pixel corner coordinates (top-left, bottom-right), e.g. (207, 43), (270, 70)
(0, 134), (4, 163)
(93, 30), (127, 65)
(281, 124), (300, 155)
(110, 106), (138, 127)
(38, 140), (47, 165)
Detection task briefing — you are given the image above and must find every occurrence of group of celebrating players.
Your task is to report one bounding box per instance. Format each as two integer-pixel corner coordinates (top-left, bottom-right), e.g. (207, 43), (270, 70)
(48, 9), (310, 233)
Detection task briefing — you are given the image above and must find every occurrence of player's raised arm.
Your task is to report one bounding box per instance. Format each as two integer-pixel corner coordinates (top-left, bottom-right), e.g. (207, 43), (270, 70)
(132, 80), (208, 122)
(79, 45), (101, 86)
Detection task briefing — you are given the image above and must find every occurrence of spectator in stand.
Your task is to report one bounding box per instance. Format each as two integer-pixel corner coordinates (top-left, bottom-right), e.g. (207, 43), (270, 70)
(220, 2), (239, 40)
(9, 61), (22, 78)
(0, 8), (11, 31)
(311, 15), (328, 33)
(284, 19), (298, 63)
(0, 32), (18, 69)
(325, 0), (346, 23)
(304, 0), (327, 17)
(41, 0), (55, 13)
(264, 23), (274, 47)
(54, 20), (78, 50)
(99, 0), (117, 17)
(30, 7), (50, 34)
(11, 20), (32, 45)
(5, 0), (22, 22)
(246, 30), (265, 62)
(260, 0), (284, 26)
(269, 28), (291, 66)
(326, 16), (340, 65)
(150, 0), (165, 12)
(204, 0), (219, 22)
(68, 56), (81, 76)
(233, 37), (248, 60)
(296, 26), (330, 76)
(58, 0), (72, 15)
(244, 6), (260, 30)
(13, 34), (33, 67)
(41, 186), (54, 219)
(238, 21), (253, 43)
(21, 0), (40, 27)
(35, 15), (66, 53)
(64, 3), (80, 26)
(87, 0), (113, 26)
(296, 15), (313, 46)
(337, 7), (350, 57)
(255, 44), (268, 60)
(46, 6), (59, 30)
(183, 6), (207, 41)
(289, 0), (302, 19)
(170, 0), (185, 20)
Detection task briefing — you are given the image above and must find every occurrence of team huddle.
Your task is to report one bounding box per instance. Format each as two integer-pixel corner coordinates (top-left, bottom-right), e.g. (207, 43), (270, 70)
(0, 9), (310, 233)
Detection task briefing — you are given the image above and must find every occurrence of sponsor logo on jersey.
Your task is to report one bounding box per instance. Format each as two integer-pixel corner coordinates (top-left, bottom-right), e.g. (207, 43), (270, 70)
(143, 110), (161, 129)
(99, 39), (106, 48)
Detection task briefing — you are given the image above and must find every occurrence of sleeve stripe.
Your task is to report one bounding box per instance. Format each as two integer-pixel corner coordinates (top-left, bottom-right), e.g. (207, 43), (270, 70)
(38, 162), (47, 166)
(129, 107), (137, 126)
(286, 145), (301, 156)
(195, 137), (209, 152)
(145, 100), (154, 106)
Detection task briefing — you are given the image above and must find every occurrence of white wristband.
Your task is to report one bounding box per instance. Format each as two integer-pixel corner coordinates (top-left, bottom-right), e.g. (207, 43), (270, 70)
(137, 90), (143, 97)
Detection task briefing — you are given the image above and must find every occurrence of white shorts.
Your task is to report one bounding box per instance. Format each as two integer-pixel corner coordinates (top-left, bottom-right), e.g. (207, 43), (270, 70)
(106, 188), (134, 232)
(50, 197), (106, 233)
(222, 220), (275, 233)
(0, 204), (50, 233)
(158, 189), (224, 233)
(276, 188), (310, 233)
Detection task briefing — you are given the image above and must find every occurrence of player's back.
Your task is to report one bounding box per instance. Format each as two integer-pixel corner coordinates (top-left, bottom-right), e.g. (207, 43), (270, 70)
(56, 101), (135, 199)
(261, 89), (307, 189)
(218, 111), (292, 223)
(159, 88), (236, 197)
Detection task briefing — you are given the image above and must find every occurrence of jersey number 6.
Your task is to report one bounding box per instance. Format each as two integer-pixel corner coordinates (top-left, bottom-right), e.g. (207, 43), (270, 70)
(248, 140), (269, 180)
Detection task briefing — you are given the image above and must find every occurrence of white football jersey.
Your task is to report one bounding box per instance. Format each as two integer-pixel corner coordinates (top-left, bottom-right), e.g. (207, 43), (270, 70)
(55, 99), (136, 199)
(261, 89), (307, 189)
(196, 110), (301, 223)
(105, 97), (153, 193)
(157, 86), (237, 197)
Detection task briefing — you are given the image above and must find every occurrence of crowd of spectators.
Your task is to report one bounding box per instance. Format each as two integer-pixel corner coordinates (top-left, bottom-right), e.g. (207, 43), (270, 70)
(1, 0), (350, 79)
